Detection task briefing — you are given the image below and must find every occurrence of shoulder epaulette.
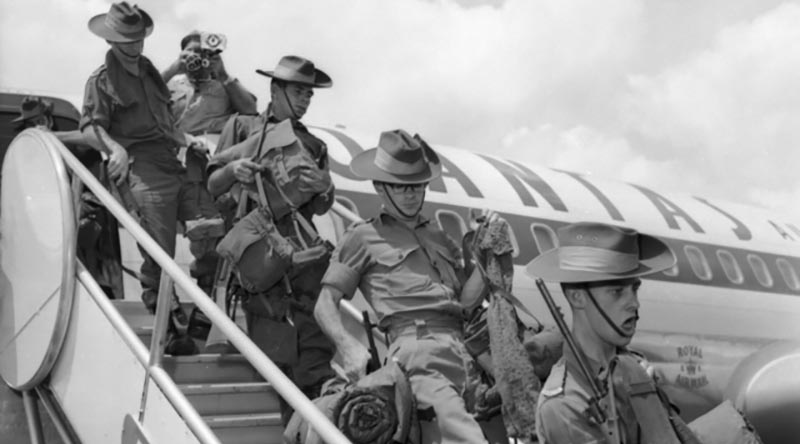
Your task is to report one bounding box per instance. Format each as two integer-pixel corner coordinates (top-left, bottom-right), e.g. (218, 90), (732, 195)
(88, 64), (108, 80)
(540, 360), (567, 398)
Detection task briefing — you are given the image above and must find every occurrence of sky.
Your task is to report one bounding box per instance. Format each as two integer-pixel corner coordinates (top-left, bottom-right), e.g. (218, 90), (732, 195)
(2, 0), (800, 221)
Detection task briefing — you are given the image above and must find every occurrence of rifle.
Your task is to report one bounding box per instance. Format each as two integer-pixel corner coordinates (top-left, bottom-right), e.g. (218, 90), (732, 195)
(536, 278), (619, 444)
(362, 310), (381, 373)
(204, 189), (249, 350)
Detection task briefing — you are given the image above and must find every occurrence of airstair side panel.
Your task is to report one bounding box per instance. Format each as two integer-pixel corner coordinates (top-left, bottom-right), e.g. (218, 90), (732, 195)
(47, 274), (202, 444)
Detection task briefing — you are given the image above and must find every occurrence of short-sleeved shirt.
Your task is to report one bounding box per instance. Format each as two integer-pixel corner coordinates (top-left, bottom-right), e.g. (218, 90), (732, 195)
(206, 111), (331, 221)
(168, 74), (236, 135)
(80, 50), (183, 165)
(536, 347), (642, 444)
(321, 212), (466, 328)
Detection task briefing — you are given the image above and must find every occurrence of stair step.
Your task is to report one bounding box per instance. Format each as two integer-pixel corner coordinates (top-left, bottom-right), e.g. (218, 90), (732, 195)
(163, 354), (264, 384)
(204, 413), (284, 444)
(133, 325), (153, 345)
(181, 382), (280, 416)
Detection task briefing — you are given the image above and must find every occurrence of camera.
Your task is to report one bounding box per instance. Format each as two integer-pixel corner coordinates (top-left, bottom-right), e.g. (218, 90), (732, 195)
(184, 32), (227, 73)
(200, 32), (227, 53)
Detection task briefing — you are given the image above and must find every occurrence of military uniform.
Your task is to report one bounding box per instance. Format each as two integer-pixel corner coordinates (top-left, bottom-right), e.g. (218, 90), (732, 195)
(536, 347), (643, 444)
(80, 49), (218, 305)
(321, 211), (488, 444)
(206, 106), (335, 413)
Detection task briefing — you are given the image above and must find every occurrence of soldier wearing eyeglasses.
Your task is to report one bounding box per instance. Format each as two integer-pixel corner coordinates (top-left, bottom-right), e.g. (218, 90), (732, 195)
(314, 129), (491, 444)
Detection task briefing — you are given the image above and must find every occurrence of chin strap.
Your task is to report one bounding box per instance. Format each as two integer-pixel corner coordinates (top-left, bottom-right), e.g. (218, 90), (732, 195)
(280, 85), (300, 121)
(381, 183), (424, 219)
(584, 287), (634, 339)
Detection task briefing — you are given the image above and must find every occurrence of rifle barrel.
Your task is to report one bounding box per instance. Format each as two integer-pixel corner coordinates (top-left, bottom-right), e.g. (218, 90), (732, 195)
(535, 279), (608, 410)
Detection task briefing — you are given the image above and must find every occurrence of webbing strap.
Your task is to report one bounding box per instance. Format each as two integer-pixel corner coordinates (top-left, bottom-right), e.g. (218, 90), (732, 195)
(617, 355), (681, 444)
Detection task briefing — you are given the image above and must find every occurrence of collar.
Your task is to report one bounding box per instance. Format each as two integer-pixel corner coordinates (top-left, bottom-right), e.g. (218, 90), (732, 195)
(562, 342), (625, 389)
(110, 45), (142, 77)
(265, 103), (307, 130)
(377, 209), (430, 228)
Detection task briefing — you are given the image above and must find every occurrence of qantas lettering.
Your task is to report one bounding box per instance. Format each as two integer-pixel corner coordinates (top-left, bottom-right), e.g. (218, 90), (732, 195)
(316, 127), (794, 247)
(334, 190), (800, 297)
(557, 169), (625, 221)
(478, 155), (568, 211)
(694, 197), (752, 241)
(429, 154), (483, 198)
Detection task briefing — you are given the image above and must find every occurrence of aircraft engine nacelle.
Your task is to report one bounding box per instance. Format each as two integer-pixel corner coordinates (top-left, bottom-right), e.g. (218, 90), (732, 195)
(724, 340), (800, 444)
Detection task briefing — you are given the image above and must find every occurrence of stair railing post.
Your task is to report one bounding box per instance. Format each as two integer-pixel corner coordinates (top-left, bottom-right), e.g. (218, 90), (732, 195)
(138, 270), (173, 423)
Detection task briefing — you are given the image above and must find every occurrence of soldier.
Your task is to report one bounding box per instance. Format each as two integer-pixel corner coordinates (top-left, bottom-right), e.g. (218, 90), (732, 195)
(528, 222), (691, 443)
(161, 30), (257, 295)
(314, 129), (490, 444)
(80, 2), (215, 353)
(206, 55), (335, 422)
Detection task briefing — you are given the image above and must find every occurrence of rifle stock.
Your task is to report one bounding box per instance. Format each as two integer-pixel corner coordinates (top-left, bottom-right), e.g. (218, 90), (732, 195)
(362, 311), (381, 373)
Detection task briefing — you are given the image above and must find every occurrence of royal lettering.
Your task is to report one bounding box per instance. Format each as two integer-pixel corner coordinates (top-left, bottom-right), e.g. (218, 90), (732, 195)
(676, 345), (703, 359)
(632, 185), (704, 233)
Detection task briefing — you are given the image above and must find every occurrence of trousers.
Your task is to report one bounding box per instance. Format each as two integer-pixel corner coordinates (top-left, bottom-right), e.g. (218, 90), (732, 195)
(387, 323), (488, 444)
(128, 154), (218, 300)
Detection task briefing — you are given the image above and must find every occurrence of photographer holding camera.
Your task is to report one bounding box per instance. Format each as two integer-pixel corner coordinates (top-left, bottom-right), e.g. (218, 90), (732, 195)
(161, 31), (257, 296)
(163, 31), (257, 135)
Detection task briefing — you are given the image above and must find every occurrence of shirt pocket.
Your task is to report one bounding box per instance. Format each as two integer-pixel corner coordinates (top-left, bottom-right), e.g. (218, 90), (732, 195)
(374, 245), (419, 268)
(429, 242), (463, 292)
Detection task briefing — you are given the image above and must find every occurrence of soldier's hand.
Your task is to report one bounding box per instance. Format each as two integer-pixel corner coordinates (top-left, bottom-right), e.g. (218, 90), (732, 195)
(107, 143), (130, 186)
(229, 159), (261, 184)
(342, 344), (371, 382)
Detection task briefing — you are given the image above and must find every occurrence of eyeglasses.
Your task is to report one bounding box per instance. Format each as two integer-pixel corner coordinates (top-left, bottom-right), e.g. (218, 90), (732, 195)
(384, 182), (427, 193)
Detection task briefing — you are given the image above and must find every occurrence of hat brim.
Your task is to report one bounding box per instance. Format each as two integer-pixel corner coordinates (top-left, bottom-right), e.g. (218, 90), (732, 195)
(88, 11), (154, 43)
(349, 148), (442, 184)
(11, 115), (30, 123)
(524, 233), (676, 283)
(255, 68), (332, 88)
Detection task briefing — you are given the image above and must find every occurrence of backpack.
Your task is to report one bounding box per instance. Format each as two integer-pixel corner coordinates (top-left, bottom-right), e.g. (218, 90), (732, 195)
(215, 118), (333, 295)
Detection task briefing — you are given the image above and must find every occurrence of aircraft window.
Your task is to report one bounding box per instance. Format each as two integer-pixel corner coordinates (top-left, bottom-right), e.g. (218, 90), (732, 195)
(530, 223), (558, 254)
(716, 250), (743, 284)
(507, 224), (520, 258)
(776, 258), (800, 290)
(662, 264), (679, 277)
(747, 254), (773, 288)
(435, 210), (467, 241)
(684, 246), (712, 281)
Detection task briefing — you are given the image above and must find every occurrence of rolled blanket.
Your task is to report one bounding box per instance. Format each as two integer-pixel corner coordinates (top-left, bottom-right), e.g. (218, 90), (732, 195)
(335, 386), (398, 443)
(283, 361), (419, 444)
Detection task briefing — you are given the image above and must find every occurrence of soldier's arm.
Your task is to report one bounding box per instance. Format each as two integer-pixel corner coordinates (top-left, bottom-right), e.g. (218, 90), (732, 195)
(315, 226), (373, 381)
(207, 54), (257, 115)
(79, 74), (129, 184)
(206, 138), (260, 197)
(314, 286), (371, 382)
(460, 267), (488, 312)
(80, 124), (128, 185)
(222, 78), (257, 115)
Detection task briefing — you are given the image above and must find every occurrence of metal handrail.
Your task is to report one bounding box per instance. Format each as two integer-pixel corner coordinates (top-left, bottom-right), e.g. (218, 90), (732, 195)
(49, 136), (352, 444)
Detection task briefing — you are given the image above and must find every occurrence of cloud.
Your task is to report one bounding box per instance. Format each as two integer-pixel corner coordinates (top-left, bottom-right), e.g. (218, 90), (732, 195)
(2, 0), (799, 221)
(623, 2), (800, 217)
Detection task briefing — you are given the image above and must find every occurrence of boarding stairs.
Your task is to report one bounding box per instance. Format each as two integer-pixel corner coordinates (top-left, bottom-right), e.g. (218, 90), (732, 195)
(0, 129), (359, 444)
